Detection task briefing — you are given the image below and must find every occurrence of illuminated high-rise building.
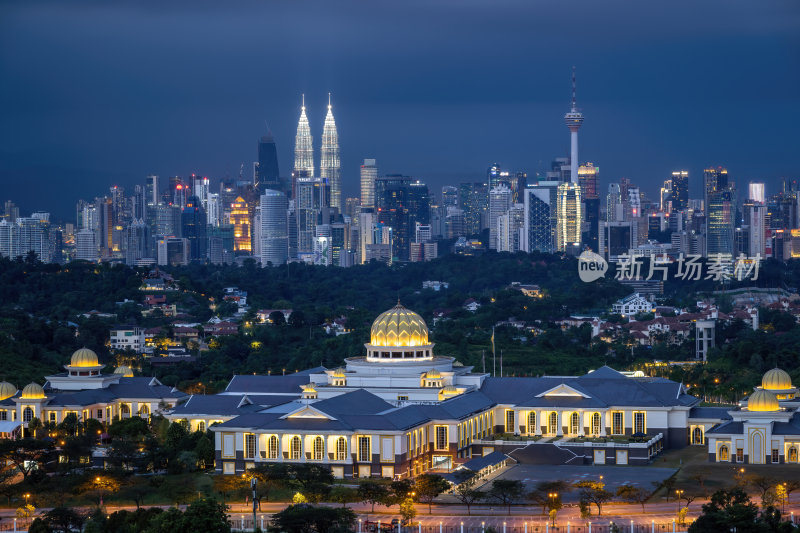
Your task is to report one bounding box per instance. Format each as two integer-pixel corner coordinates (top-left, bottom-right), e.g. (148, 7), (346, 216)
(360, 158), (377, 208)
(704, 167), (729, 211)
(577, 163), (598, 199)
(181, 196), (207, 261)
(523, 182), (559, 253)
(564, 67), (584, 184)
(230, 196), (251, 252)
(660, 179), (673, 212)
(749, 182), (765, 204)
(556, 182), (582, 252)
(294, 95), (314, 178)
(259, 189), (288, 266)
(488, 185), (512, 250)
(671, 171), (689, 211)
(458, 182), (488, 235)
(320, 94), (341, 210)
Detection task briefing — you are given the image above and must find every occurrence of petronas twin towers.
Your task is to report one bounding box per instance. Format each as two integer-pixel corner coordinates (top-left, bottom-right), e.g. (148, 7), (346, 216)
(294, 94), (341, 209)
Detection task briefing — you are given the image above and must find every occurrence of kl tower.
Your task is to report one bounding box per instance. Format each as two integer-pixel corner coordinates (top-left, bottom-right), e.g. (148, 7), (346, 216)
(564, 67), (584, 184)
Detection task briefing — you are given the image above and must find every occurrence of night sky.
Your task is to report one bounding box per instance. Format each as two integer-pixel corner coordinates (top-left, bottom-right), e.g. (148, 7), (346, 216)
(1, 0), (798, 221)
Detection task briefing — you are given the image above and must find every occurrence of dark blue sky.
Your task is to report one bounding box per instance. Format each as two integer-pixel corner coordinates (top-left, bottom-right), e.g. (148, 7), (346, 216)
(1, 0), (798, 221)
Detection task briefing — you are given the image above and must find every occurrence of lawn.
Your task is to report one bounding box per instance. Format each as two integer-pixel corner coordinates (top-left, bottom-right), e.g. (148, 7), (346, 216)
(648, 446), (800, 501)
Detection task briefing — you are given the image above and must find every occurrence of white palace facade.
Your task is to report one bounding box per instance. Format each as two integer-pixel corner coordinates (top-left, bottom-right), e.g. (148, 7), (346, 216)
(163, 303), (723, 479)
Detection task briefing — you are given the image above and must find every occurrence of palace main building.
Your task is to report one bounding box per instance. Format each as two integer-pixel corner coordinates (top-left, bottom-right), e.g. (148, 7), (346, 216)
(165, 303), (720, 478)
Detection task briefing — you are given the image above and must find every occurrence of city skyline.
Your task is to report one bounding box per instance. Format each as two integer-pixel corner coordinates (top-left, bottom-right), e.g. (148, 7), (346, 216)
(1, 0), (797, 220)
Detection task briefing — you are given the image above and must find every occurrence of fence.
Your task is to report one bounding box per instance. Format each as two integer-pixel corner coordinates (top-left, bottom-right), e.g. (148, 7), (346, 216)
(229, 518), (692, 533)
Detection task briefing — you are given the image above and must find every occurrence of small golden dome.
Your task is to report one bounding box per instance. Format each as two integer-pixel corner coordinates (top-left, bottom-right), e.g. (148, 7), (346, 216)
(441, 386), (458, 394)
(21, 383), (45, 400)
(70, 347), (99, 368)
(762, 368), (793, 391)
(0, 382), (16, 401)
(425, 369), (441, 379)
(302, 383), (317, 393)
(747, 389), (780, 412)
(114, 366), (134, 378)
(332, 368), (346, 378)
(370, 303), (429, 347)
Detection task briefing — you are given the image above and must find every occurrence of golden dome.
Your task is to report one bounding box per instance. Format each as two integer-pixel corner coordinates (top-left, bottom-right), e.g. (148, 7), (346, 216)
(70, 347), (99, 368)
(747, 389), (780, 412)
(370, 303), (429, 347)
(21, 383), (45, 400)
(332, 368), (346, 378)
(0, 382), (16, 401)
(425, 369), (441, 379)
(762, 368), (793, 391)
(302, 383), (317, 393)
(114, 366), (134, 378)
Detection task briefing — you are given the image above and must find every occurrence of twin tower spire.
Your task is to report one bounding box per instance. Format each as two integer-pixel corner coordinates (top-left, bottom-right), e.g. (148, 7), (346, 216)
(294, 94), (341, 209)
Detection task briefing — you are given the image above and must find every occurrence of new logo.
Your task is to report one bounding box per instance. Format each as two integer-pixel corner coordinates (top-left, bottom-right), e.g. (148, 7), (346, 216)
(578, 250), (607, 282)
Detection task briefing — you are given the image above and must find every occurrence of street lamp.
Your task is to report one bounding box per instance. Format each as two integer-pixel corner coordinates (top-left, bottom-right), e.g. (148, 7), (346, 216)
(251, 477), (257, 533)
(675, 489), (684, 514)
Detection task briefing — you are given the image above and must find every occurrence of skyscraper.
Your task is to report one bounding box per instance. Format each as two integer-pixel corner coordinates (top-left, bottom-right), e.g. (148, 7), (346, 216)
(577, 163), (598, 199)
(523, 183), (558, 253)
(260, 190), (288, 266)
(705, 167), (735, 257)
(256, 129), (281, 193)
(294, 95), (314, 178)
(671, 171), (689, 211)
(360, 159), (377, 209)
(230, 196), (251, 253)
(488, 185), (512, 250)
(320, 94), (341, 209)
(145, 175), (160, 206)
(556, 182), (582, 252)
(181, 196), (207, 261)
(564, 67), (584, 184)
(458, 182), (488, 236)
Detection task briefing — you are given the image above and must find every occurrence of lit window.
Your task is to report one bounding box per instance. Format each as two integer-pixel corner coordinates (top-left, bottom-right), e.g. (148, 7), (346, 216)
(612, 412), (624, 435)
(718, 445), (729, 461)
(528, 412), (536, 434)
(23, 407), (33, 423)
(435, 426), (448, 451)
(548, 412), (558, 435)
(633, 412), (645, 434)
(358, 436), (371, 462)
(313, 437), (324, 460)
(244, 434), (256, 459)
(290, 436), (301, 460)
(268, 436), (279, 459)
(591, 413), (601, 435)
(336, 437), (347, 461)
(505, 410), (515, 433)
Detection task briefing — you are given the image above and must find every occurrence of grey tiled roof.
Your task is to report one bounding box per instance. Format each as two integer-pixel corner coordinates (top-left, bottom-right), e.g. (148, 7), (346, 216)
(170, 394), (266, 417)
(225, 375), (311, 394)
(312, 390), (393, 415)
(707, 421), (744, 434)
(479, 366), (699, 409)
(689, 407), (733, 421)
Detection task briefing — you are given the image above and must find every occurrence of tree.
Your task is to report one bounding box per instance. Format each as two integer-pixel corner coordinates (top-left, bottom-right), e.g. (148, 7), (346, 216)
(270, 504), (356, 533)
(27, 417), (42, 439)
(783, 480), (800, 505)
(400, 497), (417, 525)
(269, 311), (286, 326)
(415, 474), (451, 514)
(688, 488), (759, 533)
(749, 476), (777, 507)
(388, 478), (414, 506)
(42, 506), (86, 532)
(181, 498), (232, 533)
(246, 464), (288, 504)
(213, 475), (242, 504)
(329, 486), (359, 508)
(616, 484), (649, 512)
(529, 480), (571, 515)
(451, 471), (484, 516)
(82, 474), (121, 506)
(357, 481), (390, 512)
(489, 479), (524, 515)
(574, 481), (613, 516)
(0, 439), (54, 480)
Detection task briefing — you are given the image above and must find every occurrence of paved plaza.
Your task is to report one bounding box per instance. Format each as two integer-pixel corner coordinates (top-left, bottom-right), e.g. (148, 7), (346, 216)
(476, 464), (678, 501)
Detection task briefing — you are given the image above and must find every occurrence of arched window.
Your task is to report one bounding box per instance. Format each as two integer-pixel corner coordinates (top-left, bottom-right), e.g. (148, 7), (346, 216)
(313, 436), (324, 460)
(290, 436), (302, 460)
(268, 436), (279, 459)
(528, 412), (537, 435)
(570, 412), (580, 435)
(789, 447), (798, 463)
(23, 407), (33, 423)
(197, 421), (206, 433)
(548, 412), (558, 435)
(138, 405), (150, 418)
(336, 437), (347, 461)
(718, 445), (729, 462)
(120, 404), (131, 418)
(591, 413), (601, 435)
(692, 427), (703, 445)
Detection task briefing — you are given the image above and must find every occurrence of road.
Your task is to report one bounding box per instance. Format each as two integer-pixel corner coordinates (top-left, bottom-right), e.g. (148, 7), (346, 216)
(3, 499), (800, 531)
